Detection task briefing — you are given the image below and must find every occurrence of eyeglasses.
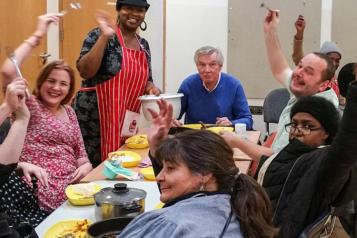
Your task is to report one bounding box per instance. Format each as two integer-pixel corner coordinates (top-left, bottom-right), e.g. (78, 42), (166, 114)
(284, 122), (322, 136)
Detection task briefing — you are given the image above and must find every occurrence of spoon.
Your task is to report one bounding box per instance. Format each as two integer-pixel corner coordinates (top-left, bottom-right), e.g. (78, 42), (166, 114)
(260, 2), (272, 11)
(5, 46), (30, 97)
(57, 2), (82, 16)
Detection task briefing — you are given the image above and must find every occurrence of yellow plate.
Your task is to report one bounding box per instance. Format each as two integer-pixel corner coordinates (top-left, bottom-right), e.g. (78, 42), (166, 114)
(125, 134), (149, 149)
(44, 219), (91, 238)
(140, 167), (156, 180)
(155, 202), (165, 209)
(65, 183), (101, 206)
(108, 151), (142, 168)
(182, 124), (202, 130)
(207, 126), (234, 134)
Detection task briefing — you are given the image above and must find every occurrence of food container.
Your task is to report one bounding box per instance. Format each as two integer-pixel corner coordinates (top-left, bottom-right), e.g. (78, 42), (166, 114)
(65, 182), (101, 206)
(125, 134), (149, 149)
(107, 151), (142, 168)
(94, 183), (146, 220)
(138, 93), (184, 121)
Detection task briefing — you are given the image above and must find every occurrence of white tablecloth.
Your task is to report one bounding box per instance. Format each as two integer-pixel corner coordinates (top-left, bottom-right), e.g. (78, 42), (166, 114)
(35, 180), (160, 237)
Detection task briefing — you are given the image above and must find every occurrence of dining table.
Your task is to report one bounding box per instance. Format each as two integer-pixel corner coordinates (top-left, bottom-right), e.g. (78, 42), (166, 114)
(35, 130), (261, 237)
(81, 130), (261, 182)
(35, 180), (160, 237)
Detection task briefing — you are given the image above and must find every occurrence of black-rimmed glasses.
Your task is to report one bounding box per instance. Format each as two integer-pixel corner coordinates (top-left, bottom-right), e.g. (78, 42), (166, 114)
(284, 122), (322, 135)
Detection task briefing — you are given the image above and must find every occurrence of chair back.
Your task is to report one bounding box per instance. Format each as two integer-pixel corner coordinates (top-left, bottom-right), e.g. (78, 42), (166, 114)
(263, 88), (290, 135)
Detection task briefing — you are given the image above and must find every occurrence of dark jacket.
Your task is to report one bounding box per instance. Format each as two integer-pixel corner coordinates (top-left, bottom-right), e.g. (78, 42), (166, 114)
(258, 82), (357, 238)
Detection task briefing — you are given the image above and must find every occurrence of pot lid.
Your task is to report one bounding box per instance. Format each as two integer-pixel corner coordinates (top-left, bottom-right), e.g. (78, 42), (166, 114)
(94, 183), (146, 206)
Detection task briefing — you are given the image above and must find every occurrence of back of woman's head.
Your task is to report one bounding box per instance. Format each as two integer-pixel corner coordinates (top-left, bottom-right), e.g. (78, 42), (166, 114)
(34, 60), (75, 105)
(156, 130), (277, 238)
(290, 96), (339, 144)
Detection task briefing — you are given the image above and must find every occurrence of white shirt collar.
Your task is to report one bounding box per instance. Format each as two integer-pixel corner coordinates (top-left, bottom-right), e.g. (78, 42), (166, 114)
(203, 72), (221, 92)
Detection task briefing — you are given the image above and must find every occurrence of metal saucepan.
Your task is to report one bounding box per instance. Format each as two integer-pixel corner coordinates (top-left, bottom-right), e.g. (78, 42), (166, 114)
(94, 183), (146, 220)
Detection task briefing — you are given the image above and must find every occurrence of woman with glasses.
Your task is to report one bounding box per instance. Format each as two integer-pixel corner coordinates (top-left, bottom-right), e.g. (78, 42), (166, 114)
(222, 83), (357, 237)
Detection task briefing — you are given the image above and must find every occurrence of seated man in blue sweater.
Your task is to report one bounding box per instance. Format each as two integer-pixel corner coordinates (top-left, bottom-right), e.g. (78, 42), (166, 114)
(176, 46), (253, 129)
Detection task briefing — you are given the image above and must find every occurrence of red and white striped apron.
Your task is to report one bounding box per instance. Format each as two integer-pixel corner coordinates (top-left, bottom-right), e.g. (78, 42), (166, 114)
(96, 27), (149, 161)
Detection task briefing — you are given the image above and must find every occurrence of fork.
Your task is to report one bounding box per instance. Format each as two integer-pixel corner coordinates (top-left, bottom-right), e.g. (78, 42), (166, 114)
(5, 46), (30, 97)
(57, 2), (81, 16)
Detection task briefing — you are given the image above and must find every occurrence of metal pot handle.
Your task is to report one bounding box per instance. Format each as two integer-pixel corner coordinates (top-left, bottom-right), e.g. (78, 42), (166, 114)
(123, 204), (142, 213)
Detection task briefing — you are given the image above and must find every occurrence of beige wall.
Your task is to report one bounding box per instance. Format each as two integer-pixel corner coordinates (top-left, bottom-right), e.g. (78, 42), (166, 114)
(332, 0), (357, 65)
(228, 0), (322, 98)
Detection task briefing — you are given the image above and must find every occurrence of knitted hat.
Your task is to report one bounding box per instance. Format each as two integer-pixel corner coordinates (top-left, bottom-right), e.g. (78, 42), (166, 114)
(319, 41), (342, 58)
(337, 63), (357, 97)
(116, 0), (150, 11)
(290, 96), (339, 144)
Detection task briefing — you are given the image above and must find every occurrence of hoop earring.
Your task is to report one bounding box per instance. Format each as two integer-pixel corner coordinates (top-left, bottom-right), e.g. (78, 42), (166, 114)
(140, 20), (147, 31)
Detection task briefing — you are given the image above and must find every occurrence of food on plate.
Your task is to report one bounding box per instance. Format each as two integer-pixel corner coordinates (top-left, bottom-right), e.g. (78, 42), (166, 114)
(125, 134), (149, 149)
(108, 151), (141, 168)
(207, 126), (234, 134)
(46, 219), (91, 238)
(71, 182), (98, 197)
(65, 183), (101, 206)
(181, 124), (202, 130)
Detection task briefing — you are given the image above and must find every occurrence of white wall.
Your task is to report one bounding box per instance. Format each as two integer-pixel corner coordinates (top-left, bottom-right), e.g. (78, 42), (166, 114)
(165, 0), (228, 93)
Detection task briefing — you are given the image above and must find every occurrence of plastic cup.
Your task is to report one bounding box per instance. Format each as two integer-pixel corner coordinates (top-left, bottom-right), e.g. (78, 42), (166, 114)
(235, 123), (247, 139)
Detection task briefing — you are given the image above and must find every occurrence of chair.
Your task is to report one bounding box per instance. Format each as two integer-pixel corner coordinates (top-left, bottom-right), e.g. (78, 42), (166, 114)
(262, 88), (290, 139)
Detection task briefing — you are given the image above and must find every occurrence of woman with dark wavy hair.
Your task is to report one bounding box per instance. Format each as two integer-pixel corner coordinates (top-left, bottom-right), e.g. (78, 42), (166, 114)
(119, 100), (278, 238)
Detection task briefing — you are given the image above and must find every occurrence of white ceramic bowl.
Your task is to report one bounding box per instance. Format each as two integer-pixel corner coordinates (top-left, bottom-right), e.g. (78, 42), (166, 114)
(138, 93), (184, 121)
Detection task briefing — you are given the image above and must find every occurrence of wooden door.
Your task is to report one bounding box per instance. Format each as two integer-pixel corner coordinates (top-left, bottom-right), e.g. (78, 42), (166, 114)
(60, 0), (117, 93)
(0, 0), (47, 101)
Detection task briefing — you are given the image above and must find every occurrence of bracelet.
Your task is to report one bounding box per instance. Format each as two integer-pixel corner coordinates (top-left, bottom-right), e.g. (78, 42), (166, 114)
(23, 39), (36, 48)
(24, 34), (42, 48)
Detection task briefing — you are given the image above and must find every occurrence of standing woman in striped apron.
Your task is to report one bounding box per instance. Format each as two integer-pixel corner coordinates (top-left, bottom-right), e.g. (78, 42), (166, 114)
(74, 0), (160, 167)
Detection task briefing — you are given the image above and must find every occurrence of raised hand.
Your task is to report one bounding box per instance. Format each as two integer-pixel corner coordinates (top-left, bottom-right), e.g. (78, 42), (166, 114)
(294, 15), (305, 40)
(263, 10), (280, 33)
(4, 78), (29, 115)
(34, 14), (61, 38)
(96, 10), (116, 37)
(147, 99), (173, 156)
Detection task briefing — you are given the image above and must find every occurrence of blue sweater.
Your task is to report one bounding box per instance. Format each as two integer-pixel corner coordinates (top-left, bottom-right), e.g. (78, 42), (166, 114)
(178, 73), (253, 129)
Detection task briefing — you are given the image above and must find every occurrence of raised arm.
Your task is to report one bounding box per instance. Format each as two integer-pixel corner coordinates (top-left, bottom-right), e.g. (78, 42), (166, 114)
(220, 131), (274, 161)
(147, 99), (173, 175)
(1, 14), (60, 91)
(0, 79), (30, 165)
(292, 15), (306, 66)
(263, 10), (291, 87)
(319, 81), (357, 204)
(76, 10), (115, 79)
